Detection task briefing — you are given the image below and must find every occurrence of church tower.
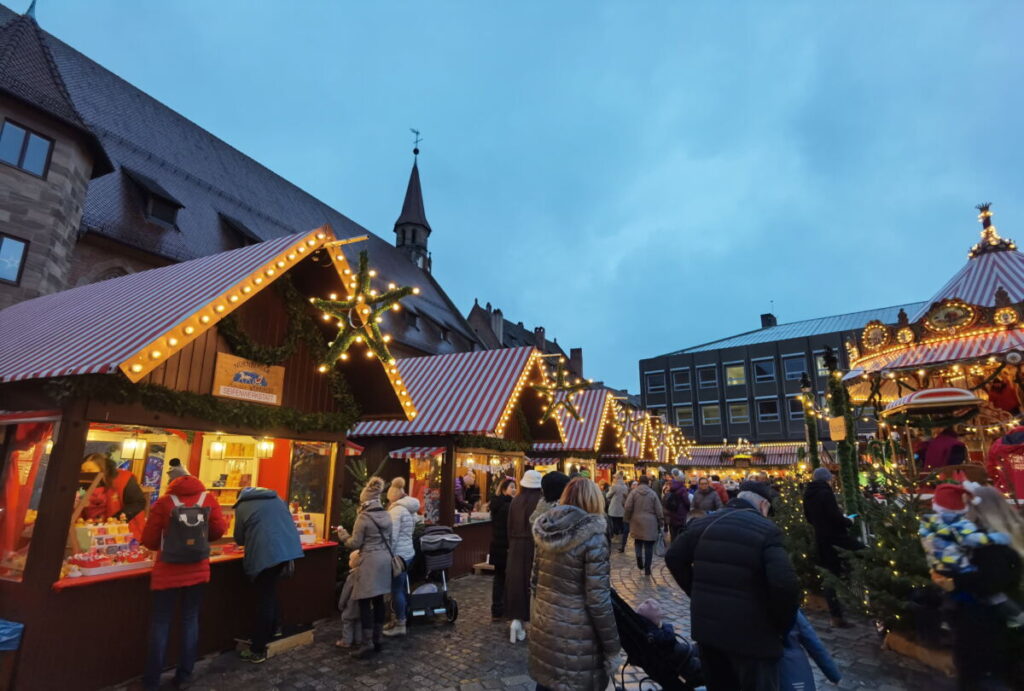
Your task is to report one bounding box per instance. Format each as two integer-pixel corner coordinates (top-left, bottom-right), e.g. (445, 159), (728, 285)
(393, 148), (432, 273)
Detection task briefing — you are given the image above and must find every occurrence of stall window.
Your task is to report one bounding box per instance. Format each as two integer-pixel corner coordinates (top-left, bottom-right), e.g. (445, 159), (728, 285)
(0, 418), (58, 582)
(289, 442), (334, 537)
(409, 456), (443, 525)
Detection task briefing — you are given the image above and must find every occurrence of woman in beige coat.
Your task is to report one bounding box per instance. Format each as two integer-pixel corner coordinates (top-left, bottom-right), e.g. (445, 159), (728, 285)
(529, 477), (620, 691)
(623, 475), (663, 576)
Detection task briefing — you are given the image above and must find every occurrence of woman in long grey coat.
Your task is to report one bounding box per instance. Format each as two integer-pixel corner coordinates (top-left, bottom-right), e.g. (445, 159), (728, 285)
(623, 475), (662, 576)
(336, 477), (393, 658)
(605, 474), (627, 539)
(530, 477), (620, 691)
(505, 469), (543, 642)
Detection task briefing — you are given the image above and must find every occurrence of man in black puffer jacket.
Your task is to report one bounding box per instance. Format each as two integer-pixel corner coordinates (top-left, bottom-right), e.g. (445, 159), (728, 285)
(665, 480), (799, 691)
(802, 466), (861, 627)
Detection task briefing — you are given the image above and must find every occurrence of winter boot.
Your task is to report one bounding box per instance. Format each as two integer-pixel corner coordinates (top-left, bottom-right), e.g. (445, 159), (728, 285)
(352, 629), (376, 659)
(372, 624), (384, 652)
(383, 620), (407, 637)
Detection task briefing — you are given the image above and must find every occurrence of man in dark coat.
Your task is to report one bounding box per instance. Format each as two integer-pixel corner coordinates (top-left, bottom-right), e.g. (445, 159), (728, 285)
(663, 470), (690, 542)
(665, 480), (800, 691)
(802, 467), (860, 627)
(505, 469), (543, 642)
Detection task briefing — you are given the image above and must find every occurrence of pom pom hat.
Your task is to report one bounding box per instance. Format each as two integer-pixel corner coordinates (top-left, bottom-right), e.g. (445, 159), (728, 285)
(932, 483), (967, 515)
(360, 476), (385, 505)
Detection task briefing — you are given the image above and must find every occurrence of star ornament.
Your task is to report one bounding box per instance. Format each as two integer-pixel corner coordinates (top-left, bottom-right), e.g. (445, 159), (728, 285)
(311, 250), (415, 369)
(533, 359), (590, 423)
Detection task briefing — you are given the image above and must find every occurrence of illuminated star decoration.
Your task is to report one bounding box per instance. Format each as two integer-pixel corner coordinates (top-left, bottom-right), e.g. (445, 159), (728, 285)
(311, 250), (416, 369)
(534, 359), (591, 423)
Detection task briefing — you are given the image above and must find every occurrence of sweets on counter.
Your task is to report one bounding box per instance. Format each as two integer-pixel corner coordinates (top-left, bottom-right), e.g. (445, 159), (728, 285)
(292, 512), (317, 544)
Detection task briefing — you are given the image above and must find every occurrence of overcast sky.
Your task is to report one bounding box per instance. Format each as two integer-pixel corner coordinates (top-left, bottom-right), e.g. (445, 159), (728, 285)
(35, 1), (1024, 391)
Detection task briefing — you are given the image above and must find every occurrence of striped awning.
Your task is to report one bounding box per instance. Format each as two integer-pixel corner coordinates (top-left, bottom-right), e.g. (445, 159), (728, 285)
(682, 447), (726, 467)
(909, 249), (1024, 322)
(757, 443), (804, 466)
(344, 440), (365, 456)
(526, 457), (558, 466)
(681, 443), (812, 468)
(389, 446), (445, 459)
(534, 389), (616, 452)
(351, 346), (555, 438)
(851, 328), (1024, 374)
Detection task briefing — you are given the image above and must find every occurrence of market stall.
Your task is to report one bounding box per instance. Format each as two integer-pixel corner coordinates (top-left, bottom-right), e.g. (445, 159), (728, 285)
(350, 346), (563, 575)
(605, 404), (649, 479)
(680, 441), (826, 479)
(530, 388), (625, 485)
(0, 227), (417, 689)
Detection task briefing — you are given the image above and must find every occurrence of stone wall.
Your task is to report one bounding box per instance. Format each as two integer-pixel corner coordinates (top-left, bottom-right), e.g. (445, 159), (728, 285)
(0, 97), (94, 310)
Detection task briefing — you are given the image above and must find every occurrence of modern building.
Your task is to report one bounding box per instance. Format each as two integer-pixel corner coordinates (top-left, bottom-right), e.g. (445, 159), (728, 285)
(638, 304), (926, 444)
(0, 5), (477, 358)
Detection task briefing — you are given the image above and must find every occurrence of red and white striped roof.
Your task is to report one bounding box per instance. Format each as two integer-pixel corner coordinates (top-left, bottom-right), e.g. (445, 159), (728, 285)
(883, 388), (982, 415)
(681, 443), (812, 468)
(0, 231), (316, 382)
(351, 346), (547, 437)
(389, 446), (445, 459)
(618, 406), (647, 459)
(852, 328), (1024, 374)
(533, 389), (615, 452)
(910, 249), (1024, 322)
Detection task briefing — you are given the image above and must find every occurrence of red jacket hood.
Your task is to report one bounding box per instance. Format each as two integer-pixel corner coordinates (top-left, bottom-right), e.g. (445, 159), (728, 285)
(167, 475), (207, 497)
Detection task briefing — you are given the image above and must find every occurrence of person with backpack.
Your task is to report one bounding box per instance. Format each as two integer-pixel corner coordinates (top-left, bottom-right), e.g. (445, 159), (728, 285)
(140, 474), (227, 690)
(232, 486), (304, 663)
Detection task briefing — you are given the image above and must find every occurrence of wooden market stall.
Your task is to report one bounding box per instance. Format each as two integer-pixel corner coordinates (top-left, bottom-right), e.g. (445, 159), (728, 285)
(349, 346), (563, 576)
(529, 388), (626, 486)
(602, 404), (649, 480)
(0, 227), (418, 690)
(843, 205), (1024, 495)
(681, 441), (827, 480)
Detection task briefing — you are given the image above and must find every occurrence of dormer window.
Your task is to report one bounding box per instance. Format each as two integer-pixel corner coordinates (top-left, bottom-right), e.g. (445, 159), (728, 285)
(221, 214), (261, 247)
(123, 167), (183, 229)
(0, 120), (53, 178)
(406, 311), (419, 330)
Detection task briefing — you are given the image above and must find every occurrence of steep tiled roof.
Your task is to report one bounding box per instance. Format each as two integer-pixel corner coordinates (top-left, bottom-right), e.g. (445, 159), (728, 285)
(395, 160), (431, 231)
(658, 302), (928, 356)
(0, 5), (475, 345)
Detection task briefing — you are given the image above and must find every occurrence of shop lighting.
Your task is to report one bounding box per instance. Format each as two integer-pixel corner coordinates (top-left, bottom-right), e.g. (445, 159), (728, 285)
(255, 438), (275, 459)
(209, 437), (226, 460)
(122, 434), (148, 460)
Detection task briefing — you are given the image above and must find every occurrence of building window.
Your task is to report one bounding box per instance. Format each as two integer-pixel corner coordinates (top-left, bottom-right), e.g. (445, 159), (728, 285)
(789, 398), (805, 420)
(648, 408), (665, 421)
(783, 357), (807, 381)
(753, 360), (776, 383)
(671, 370), (691, 391)
(441, 328), (451, 343)
(0, 233), (29, 285)
(729, 402), (750, 424)
(815, 354), (830, 378)
(0, 120), (53, 177)
(645, 372), (666, 394)
(698, 367), (718, 389)
(675, 407), (694, 426)
(725, 364), (746, 387)
(701, 404), (721, 425)
(757, 400), (780, 422)
(406, 311), (420, 329)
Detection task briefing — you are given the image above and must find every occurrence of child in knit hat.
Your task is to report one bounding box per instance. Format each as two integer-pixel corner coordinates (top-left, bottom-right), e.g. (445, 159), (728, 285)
(334, 550), (363, 648)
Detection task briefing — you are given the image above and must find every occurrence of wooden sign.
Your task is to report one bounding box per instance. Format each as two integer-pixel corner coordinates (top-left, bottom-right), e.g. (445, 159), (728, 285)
(213, 352), (285, 406)
(828, 416), (847, 441)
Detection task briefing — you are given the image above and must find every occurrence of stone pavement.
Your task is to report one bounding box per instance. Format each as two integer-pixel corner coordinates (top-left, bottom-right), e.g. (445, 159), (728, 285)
(140, 548), (955, 691)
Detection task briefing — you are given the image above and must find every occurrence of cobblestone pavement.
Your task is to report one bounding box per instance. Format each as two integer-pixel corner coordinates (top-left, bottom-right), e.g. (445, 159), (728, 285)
(145, 548), (955, 691)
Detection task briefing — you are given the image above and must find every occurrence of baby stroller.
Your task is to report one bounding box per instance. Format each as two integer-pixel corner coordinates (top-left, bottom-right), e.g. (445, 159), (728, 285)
(610, 588), (703, 691)
(407, 525), (462, 624)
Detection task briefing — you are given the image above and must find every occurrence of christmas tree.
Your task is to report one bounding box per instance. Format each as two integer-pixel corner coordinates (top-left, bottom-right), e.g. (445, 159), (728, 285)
(774, 474), (821, 594)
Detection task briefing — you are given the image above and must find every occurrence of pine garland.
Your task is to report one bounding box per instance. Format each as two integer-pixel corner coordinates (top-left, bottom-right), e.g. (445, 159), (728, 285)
(455, 435), (531, 453)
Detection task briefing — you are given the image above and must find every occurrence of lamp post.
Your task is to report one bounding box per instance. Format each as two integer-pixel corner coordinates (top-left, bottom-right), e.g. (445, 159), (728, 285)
(800, 372), (821, 469)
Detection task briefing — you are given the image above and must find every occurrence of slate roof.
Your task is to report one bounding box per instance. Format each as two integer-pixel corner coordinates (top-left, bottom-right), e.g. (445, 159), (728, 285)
(660, 301), (928, 356)
(0, 5), (475, 345)
(395, 160), (431, 232)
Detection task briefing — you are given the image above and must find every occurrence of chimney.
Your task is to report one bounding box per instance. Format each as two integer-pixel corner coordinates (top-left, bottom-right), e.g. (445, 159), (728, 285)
(760, 313), (777, 328)
(569, 347), (584, 378)
(534, 326), (546, 350)
(492, 308), (504, 345)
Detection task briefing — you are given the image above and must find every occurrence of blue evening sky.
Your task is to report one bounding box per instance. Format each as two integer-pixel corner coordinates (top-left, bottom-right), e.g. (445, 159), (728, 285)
(32, 1), (1024, 392)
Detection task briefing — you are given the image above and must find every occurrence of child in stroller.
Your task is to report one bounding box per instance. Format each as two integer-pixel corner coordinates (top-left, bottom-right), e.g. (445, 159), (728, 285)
(611, 590), (703, 691)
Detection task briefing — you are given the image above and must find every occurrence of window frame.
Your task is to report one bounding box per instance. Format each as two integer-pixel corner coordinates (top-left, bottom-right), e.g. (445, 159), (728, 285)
(644, 371), (666, 394)
(674, 406), (694, 427)
(0, 119), (54, 179)
(788, 398), (806, 421)
(671, 368), (691, 392)
(752, 358), (776, 383)
(814, 352), (830, 378)
(697, 366), (718, 390)
(700, 404), (722, 426)
(0, 232), (30, 286)
(724, 363), (746, 387)
(756, 399), (780, 422)
(728, 401), (750, 424)
(783, 356), (807, 381)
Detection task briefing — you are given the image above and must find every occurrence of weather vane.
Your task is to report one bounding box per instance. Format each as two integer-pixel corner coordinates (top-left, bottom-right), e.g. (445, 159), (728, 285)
(410, 128), (422, 156)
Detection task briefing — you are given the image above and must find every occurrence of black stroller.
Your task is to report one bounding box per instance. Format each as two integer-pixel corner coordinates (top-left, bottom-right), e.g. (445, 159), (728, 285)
(406, 525), (462, 624)
(610, 588), (703, 691)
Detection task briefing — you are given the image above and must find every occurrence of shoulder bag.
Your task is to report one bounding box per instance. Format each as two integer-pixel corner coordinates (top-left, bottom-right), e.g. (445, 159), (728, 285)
(375, 515), (406, 578)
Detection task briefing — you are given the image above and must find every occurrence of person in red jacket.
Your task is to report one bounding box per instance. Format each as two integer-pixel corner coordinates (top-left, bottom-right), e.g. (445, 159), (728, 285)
(709, 475), (730, 505)
(140, 475), (227, 690)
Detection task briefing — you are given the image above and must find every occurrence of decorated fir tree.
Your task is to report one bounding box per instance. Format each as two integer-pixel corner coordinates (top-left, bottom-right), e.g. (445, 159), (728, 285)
(774, 475), (821, 594)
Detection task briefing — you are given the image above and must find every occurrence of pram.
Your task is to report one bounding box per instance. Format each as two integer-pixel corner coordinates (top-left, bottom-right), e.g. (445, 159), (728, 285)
(610, 588), (703, 691)
(406, 525), (462, 624)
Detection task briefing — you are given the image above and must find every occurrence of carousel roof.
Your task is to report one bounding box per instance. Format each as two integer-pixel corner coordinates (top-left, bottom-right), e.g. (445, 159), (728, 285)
(533, 388), (621, 453)
(909, 249), (1024, 322)
(349, 346), (562, 440)
(882, 388), (982, 417)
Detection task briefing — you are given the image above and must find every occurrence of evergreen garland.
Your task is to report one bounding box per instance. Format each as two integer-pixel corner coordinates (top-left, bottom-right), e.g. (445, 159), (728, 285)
(455, 435), (531, 453)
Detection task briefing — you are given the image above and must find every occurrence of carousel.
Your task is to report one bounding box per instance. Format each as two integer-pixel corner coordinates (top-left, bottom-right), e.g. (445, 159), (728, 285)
(844, 204), (1024, 497)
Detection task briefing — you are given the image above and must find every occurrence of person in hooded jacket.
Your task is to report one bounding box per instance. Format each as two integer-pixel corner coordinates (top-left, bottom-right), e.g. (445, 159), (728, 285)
(383, 477), (420, 637)
(606, 474), (628, 550)
(335, 477), (393, 658)
(488, 477), (517, 620)
(233, 486), (305, 662)
(624, 475), (663, 575)
(663, 470), (691, 542)
(141, 474), (227, 690)
(529, 477), (620, 691)
(802, 467), (860, 627)
(691, 477), (723, 515)
(506, 469), (543, 643)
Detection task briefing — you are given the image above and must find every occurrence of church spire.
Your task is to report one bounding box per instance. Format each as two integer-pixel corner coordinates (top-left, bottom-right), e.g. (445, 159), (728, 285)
(394, 135), (432, 273)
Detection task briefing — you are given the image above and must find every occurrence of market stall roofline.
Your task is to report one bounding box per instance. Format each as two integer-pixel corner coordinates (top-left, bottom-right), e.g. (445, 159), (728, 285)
(533, 388), (621, 453)
(0, 226), (416, 420)
(349, 346), (563, 441)
(681, 442), (817, 467)
(389, 446), (445, 459)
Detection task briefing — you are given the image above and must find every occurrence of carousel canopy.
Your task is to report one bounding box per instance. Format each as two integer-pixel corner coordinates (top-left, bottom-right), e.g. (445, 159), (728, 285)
(350, 346), (562, 441)
(882, 387), (982, 418)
